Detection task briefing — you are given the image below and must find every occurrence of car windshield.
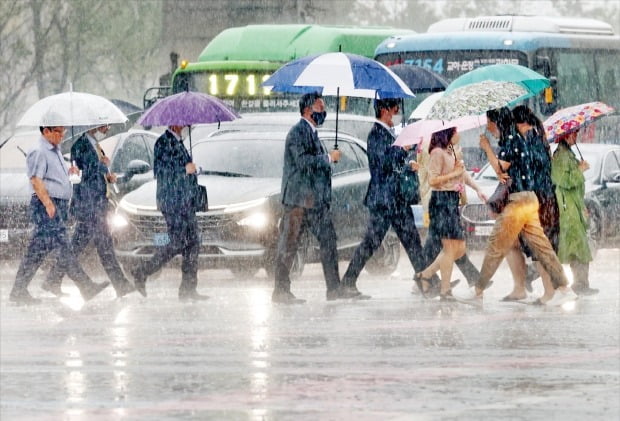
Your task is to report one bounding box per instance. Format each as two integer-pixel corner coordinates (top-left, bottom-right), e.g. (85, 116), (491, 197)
(192, 139), (284, 178)
(477, 146), (601, 181)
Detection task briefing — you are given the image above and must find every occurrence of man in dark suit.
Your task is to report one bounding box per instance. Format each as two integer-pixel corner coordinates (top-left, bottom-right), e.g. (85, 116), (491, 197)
(340, 99), (425, 296)
(273, 92), (360, 304)
(43, 125), (136, 298)
(130, 125), (208, 301)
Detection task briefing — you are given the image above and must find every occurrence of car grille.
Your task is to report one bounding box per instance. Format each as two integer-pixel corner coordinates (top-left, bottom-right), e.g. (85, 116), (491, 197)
(128, 213), (235, 234)
(461, 204), (493, 223)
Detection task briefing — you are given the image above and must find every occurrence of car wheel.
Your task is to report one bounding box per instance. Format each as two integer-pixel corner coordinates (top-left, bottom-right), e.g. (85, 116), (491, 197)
(264, 247), (306, 280)
(229, 266), (260, 278)
(365, 235), (400, 276)
(586, 203), (602, 258)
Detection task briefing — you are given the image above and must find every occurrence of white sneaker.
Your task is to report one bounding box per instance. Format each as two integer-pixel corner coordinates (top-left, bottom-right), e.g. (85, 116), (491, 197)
(545, 288), (578, 307)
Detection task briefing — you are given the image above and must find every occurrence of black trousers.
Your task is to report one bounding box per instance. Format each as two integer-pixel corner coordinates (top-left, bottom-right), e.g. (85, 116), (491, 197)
(135, 209), (200, 293)
(342, 205), (424, 286)
(274, 205), (340, 293)
(46, 200), (131, 294)
(11, 197), (94, 295)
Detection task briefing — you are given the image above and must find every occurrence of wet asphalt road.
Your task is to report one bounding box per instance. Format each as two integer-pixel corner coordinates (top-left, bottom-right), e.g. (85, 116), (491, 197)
(1, 248), (619, 420)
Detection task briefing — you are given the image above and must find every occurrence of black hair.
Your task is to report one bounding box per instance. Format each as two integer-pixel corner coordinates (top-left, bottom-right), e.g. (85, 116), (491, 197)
(429, 127), (457, 154)
(373, 98), (400, 118)
(486, 107), (515, 142)
(299, 92), (323, 115)
(511, 105), (547, 141)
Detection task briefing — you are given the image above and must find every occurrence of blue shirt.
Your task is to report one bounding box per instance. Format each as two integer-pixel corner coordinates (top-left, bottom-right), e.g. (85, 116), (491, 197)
(27, 136), (72, 200)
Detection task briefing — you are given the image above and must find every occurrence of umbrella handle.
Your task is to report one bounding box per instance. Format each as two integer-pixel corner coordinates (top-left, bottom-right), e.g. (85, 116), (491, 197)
(334, 87), (339, 150)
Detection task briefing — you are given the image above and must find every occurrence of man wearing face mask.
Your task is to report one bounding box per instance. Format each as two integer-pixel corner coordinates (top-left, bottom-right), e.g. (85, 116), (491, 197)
(272, 92), (358, 303)
(340, 98), (426, 297)
(9, 124), (110, 304)
(42, 125), (137, 298)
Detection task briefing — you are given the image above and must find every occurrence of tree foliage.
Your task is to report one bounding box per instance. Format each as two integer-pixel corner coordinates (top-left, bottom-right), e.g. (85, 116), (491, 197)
(1, 0), (162, 138)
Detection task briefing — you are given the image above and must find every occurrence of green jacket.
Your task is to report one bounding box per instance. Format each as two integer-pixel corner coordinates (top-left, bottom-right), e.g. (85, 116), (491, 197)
(551, 142), (592, 263)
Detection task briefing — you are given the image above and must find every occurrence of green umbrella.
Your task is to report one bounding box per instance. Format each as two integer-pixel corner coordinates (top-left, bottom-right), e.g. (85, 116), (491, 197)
(445, 63), (550, 96)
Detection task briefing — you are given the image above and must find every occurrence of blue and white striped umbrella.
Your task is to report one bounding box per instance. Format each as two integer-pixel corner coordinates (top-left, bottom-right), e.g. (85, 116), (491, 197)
(261, 52), (414, 99)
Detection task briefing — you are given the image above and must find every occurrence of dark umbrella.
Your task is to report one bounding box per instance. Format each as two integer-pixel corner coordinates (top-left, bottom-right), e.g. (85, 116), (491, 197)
(137, 91), (240, 155)
(388, 64), (449, 93)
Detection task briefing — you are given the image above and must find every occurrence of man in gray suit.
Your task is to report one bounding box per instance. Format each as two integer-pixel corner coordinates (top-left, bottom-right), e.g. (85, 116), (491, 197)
(272, 92), (361, 304)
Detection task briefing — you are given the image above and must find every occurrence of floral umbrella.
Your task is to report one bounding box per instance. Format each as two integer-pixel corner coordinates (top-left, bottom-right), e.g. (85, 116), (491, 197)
(426, 80), (530, 121)
(543, 101), (615, 142)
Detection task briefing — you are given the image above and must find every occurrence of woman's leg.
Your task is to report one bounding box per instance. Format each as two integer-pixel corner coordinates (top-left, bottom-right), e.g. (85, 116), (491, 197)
(504, 244), (528, 300)
(438, 239), (465, 295)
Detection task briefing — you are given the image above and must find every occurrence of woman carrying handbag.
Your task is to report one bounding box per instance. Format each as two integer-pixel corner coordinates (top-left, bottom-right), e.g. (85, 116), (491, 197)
(459, 107), (576, 307)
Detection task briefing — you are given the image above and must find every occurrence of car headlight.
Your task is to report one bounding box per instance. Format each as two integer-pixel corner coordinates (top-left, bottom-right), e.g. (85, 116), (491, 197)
(109, 213), (129, 229)
(237, 212), (269, 229)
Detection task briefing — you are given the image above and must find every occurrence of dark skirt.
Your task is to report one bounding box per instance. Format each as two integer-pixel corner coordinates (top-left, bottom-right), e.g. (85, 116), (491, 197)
(428, 190), (464, 240)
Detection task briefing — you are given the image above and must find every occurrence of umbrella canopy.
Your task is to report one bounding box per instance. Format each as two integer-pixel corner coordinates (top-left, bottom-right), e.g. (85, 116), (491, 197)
(394, 115), (487, 147)
(261, 52), (414, 99)
(544, 101), (615, 142)
(17, 91), (128, 127)
(388, 64), (448, 93)
(137, 91), (240, 127)
(409, 92), (443, 120)
(427, 80), (530, 121)
(445, 63), (550, 96)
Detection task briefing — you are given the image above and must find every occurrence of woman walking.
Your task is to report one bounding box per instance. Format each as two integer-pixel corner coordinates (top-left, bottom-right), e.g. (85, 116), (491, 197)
(414, 127), (486, 300)
(551, 130), (598, 295)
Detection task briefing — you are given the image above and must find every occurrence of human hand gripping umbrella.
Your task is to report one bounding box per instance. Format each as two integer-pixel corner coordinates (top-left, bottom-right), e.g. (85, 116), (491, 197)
(261, 52), (414, 149)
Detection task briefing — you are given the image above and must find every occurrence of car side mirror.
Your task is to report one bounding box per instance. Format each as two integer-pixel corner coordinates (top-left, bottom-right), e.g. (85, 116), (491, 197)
(124, 159), (151, 180)
(605, 170), (620, 184)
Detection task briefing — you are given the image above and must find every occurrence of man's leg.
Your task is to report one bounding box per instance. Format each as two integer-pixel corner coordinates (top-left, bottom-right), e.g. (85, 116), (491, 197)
(273, 206), (306, 295)
(178, 211), (201, 298)
(341, 211), (390, 287)
(392, 207), (425, 273)
(306, 206), (340, 292)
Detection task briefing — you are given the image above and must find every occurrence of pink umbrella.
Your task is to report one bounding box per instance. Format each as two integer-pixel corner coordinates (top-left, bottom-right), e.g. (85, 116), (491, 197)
(544, 101), (614, 142)
(393, 115), (486, 147)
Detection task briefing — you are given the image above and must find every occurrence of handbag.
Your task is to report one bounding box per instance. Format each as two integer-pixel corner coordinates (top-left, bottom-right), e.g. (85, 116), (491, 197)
(487, 174), (512, 214)
(398, 168), (420, 205)
(193, 184), (208, 212)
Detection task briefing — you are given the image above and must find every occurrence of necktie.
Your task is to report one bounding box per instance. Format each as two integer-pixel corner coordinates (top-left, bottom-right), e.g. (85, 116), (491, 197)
(95, 143), (111, 198)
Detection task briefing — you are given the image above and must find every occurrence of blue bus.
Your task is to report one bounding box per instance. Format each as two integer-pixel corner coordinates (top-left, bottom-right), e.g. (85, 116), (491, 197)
(374, 15), (620, 141)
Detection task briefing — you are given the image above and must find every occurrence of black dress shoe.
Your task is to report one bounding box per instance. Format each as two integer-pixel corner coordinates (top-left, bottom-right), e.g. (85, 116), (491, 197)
(115, 281), (137, 298)
(9, 290), (42, 305)
(81, 281), (110, 301)
(272, 290), (305, 304)
(41, 281), (69, 297)
(179, 290), (210, 301)
(130, 269), (147, 297)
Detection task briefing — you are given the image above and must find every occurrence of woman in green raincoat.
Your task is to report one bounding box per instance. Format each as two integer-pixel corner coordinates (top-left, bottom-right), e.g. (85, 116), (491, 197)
(551, 130), (598, 295)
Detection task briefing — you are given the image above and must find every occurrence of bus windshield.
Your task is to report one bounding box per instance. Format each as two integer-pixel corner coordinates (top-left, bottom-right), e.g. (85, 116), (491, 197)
(162, 24), (414, 113)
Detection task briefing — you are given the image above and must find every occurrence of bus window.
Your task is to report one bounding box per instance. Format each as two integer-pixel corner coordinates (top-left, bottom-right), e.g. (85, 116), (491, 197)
(594, 54), (620, 110)
(554, 51), (598, 106)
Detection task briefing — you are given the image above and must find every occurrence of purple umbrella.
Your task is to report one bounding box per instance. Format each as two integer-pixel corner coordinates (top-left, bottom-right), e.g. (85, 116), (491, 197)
(138, 91), (240, 127)
(137, 91), (240, 155)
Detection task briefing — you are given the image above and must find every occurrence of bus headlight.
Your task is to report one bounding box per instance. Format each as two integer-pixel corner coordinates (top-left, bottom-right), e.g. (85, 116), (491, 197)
(238, 212), (269, 229)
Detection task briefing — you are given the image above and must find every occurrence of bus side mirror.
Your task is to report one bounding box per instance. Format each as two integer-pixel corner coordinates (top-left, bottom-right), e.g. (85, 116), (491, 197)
(540, 77), (558, 115)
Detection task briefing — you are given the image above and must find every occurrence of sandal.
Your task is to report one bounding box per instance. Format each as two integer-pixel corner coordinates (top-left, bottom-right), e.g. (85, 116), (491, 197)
(440, 290), (457, 302)
(413, 273), (433, 297)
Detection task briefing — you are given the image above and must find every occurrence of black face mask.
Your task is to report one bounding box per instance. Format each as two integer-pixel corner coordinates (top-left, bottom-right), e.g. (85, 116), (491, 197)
(311, 111), (327, 126)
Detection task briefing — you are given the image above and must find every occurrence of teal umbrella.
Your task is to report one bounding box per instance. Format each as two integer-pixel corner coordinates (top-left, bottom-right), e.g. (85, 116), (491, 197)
(445, 63), (550, 96)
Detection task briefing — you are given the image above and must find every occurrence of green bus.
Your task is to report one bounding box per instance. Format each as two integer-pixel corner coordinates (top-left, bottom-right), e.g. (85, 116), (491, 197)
(145, 24), (414, 113)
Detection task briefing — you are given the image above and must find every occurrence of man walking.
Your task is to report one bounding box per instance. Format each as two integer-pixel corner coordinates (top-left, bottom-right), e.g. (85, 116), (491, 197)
(9, 125), (110, 304)
(130, 125), (208, 301)
(43, 125), (136, 298)
(341, 99), (426, 297)
(272, 92), (359, 303)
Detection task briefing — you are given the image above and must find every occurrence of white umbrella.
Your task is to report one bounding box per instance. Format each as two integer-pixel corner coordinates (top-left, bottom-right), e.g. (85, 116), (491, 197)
(408, 92), (444, 121)
(17, 91), (128, 127)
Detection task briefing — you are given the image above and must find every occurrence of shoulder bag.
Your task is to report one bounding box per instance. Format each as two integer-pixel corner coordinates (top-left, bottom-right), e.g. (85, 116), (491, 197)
(487, 166), (512, 214)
